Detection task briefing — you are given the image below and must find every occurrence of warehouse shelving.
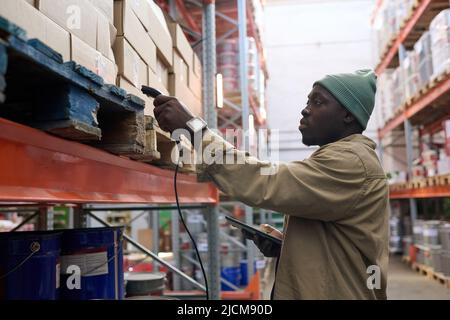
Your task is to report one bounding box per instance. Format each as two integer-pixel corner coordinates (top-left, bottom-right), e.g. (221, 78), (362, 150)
(375, 0), (449, 75)
(0, 7), (222, 300)
(378, 71), (450, 139)
(0, 118), (218, 204)
(373, 1), (450, 283)
(0, 0), (269, 300)
(157, 0), (270, 300)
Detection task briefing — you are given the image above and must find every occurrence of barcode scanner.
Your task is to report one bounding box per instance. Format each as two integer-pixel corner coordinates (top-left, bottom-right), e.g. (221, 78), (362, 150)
(140, 84), (210, 299)
(141, 85), (162, 98)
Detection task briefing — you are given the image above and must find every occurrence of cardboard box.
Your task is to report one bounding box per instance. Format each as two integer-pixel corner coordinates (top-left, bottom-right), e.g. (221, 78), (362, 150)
(44, 15), (71, 62)
(97, 9), (115, 61)
(168, 22), (193, 67)
(71, 35), (117, 84)
(149, 67), (169, 96)
(117, 76), (153, 116)
(169, 74), (202, 117)
(193, 52), (202, 78)
(119, 0), (173, 67)
(156, 58), (169, 92)
(138, 228), (153, 250)
(189, 68), (202, 99)
(37, 0), (98, 49)
(114, 0), (157, 71)
(89, 0), (113, 24)
(0, 0), (71, 62)
(114, 36), (148, 89)
(146, 0), (173, 67)
(172, 51), (189, 85)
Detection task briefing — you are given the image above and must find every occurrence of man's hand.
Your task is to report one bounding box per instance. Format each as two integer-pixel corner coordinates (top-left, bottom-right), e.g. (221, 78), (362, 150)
(242, 224), (283, 258)
(153, 95), (195, 134)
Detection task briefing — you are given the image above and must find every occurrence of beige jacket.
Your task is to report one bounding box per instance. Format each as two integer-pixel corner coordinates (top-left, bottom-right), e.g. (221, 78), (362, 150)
(196, 131), (389, 300)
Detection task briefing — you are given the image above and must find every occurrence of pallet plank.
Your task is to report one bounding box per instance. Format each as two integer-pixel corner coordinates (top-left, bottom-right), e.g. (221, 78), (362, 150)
(31, 83), (101, 141)
(0, 74), (5, 92)
(27, 39), (63, 64)
(0, 41), (7, 75)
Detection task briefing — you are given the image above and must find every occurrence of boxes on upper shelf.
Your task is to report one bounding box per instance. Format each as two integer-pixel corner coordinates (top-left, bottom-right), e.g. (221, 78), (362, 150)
(0, 0), (71, 62)
(430, 9), (450, 78)
(71, 35), (117, 84)
(401, 51), (420, 101)
(114, 0), (157, 71)
(414, 31), (433, 91)
(37, 0), (98, 49)
(166, 19), (203, 117)
(113, 36), (148, 90)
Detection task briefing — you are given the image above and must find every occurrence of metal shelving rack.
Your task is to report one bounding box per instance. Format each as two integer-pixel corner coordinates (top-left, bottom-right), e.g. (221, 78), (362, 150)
(374, 0), (450, 215)
(156, 0), (269, 299)
(0, 0), (269, 301)
(0, 4), (223, 299)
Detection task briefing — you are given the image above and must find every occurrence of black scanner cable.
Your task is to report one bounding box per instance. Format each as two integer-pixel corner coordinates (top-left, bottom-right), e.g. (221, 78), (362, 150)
(142, 86), (210, 300)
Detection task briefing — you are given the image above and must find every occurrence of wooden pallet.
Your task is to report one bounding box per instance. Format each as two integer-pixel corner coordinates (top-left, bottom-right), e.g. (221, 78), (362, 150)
(401, 255), (411, 265)
(432, 271), (450, 289)
(0, 16), (146, 157)
(412, 262), (434, 279)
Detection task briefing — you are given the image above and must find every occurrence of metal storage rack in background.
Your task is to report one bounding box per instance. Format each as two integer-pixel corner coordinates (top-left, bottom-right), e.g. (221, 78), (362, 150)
(0, 0), (269, 300)
(373, 0), (450, 283)
(157, 0), (270, 299)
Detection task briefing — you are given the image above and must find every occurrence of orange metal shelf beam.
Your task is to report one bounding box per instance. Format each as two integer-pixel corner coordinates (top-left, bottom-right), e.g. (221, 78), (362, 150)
(390, 185), (450, 199)
(378, 73), (450, 139)
(246, 0), (268, 79)
(0, 118), (219, 205)
(370, 0), (384, 25)
(375, 0), (432, 75)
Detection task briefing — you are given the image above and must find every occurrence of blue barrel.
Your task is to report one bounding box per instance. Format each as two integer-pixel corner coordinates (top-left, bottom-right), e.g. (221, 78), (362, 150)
(60, 227), (124, 300)
(0, 231), (61, 300)
(240, 260), (257, 286)
(221, 267), (241, 291)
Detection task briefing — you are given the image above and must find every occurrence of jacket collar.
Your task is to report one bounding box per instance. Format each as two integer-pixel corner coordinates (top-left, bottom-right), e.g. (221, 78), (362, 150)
(317, 134), (377, 152)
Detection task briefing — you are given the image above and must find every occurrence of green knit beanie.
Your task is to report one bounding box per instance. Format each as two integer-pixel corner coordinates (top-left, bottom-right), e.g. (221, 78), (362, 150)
(314, 69), (377, 130)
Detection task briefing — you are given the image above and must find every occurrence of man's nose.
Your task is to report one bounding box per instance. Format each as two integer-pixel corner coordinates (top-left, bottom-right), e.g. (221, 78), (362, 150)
(301, 107), (310, 117)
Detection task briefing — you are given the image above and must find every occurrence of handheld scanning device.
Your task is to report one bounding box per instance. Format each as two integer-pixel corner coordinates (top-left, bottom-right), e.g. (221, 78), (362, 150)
(141, 85), (162, 98)
(140, 85), (210, 300)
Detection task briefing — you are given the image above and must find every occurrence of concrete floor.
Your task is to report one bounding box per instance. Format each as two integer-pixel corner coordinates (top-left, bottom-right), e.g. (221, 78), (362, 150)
(261, 255), (450, 299)
(387, 255), (450, 300)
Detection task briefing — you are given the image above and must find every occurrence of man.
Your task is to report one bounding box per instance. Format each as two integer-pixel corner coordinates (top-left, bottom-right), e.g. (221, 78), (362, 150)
(151, 69), (389, 300)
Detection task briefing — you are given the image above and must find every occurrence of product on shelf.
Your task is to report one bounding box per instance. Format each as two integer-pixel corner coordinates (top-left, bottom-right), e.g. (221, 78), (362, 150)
(414, 31), (434, 91)
(391, 66), (405, 111)
(430, 9), (450, 78)
(402, 51), (420, 101)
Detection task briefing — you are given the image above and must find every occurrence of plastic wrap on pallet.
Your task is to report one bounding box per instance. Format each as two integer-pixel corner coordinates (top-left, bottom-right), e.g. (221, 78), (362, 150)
(402, 51), (420, 100)
(430, 9), (450, 78)
(414, 31), (434, 91)
(413, 219), (425, 245)
(423, 220), (441, 246)
(391, 66), (405, 111)
(442, 251), (450, 276)
(429, 245), (443, 272)
(439, 224), (450, 251)
(375, 69), (395, 124)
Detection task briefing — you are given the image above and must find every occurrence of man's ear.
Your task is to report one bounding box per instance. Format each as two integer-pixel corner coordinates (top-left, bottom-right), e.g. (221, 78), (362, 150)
(343, 111), (356, 125)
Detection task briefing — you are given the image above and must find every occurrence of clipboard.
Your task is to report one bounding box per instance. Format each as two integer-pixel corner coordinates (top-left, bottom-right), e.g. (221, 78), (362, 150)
(225, 216), (282, 247)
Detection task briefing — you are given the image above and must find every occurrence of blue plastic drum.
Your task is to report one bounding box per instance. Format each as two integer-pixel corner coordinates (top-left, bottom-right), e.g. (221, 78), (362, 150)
(221, 267), (241, 291)
(0, 231), (62, 300)
(60, 227), (124, 300)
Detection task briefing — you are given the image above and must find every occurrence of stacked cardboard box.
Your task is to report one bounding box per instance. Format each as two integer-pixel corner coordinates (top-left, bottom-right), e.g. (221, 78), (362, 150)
(401, 51), (420, 101)
(114, 0), (174, 117)
(430, 9), (450, 78)
(0, 0), (118, 84)
(0, 0), (71, 62)
(167, 21), (203, 118)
